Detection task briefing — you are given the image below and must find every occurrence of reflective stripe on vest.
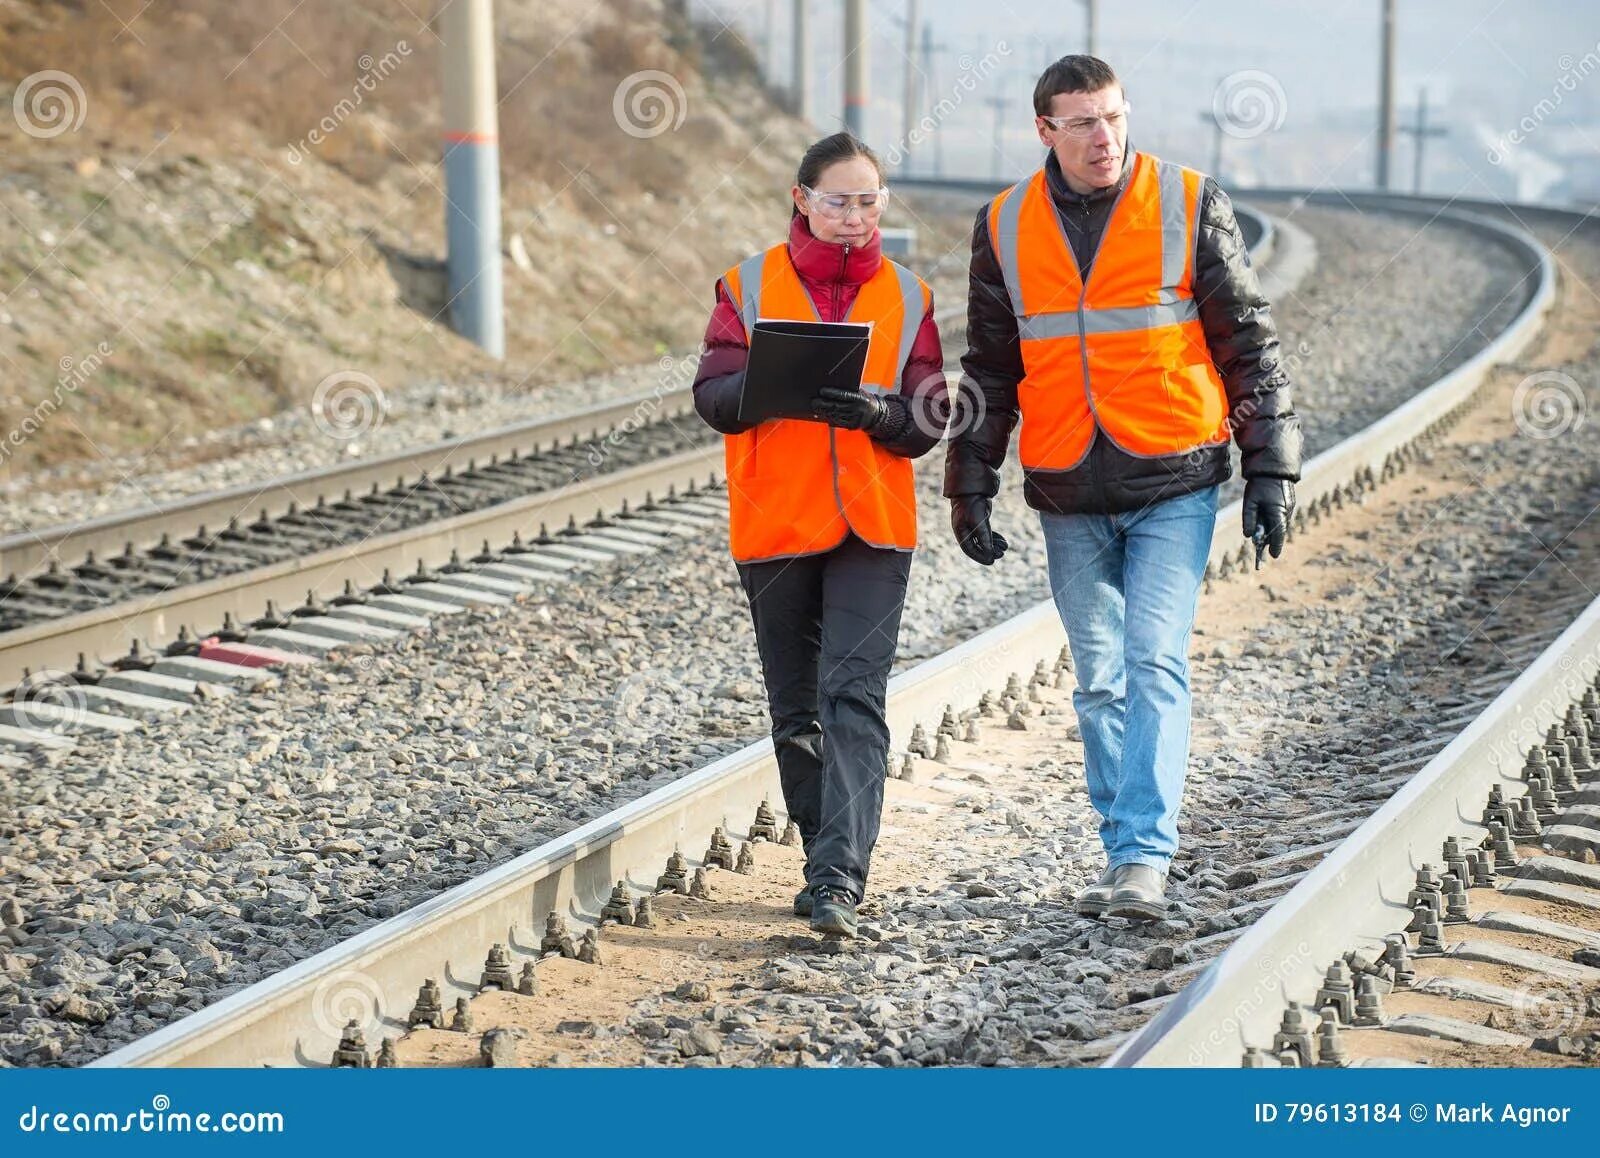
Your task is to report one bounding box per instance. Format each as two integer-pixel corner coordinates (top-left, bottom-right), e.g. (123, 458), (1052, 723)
(988, 151), (1229, 471)
(716, 242), (930, 563)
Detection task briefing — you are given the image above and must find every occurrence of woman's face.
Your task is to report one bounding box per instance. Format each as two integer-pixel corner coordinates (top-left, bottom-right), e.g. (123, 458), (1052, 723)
(792, 156), (883, 247)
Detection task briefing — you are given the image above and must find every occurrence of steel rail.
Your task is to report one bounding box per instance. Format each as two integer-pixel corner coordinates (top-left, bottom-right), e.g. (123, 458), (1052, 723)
(0, 389), (701, 582)
(87, 193), (1558, 1068)
(1107, 592), (1600, 1067)
(0, 447), (721, 690)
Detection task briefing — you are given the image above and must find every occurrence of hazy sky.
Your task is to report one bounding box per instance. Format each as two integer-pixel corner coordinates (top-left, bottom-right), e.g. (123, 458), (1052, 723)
(697, 1), (1600, 194)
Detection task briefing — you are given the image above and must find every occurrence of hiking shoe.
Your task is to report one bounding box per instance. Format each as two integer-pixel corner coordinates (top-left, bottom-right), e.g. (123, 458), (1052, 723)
(1073, 865), (1121, 917)
(1104, 864), (1170, 921)
(793, 885), (813, 917)
(808, 885), (858, 938)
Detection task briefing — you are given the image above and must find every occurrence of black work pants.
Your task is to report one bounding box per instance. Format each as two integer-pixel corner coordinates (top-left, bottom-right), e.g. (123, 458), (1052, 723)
(736, 532), (912, 902)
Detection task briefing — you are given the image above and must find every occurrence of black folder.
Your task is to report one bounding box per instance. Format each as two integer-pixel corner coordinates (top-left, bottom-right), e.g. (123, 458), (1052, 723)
(736, 318), (872, 424)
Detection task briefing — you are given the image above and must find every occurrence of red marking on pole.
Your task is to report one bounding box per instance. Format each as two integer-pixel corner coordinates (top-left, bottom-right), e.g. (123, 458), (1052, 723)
(198, 639), (316, 667)
(442, 130), (499, 144)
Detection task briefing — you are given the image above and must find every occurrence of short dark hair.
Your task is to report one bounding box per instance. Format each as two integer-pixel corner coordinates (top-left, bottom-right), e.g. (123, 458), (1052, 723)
(1032, 55), (1121, 117)
(793, 132), (884, 217)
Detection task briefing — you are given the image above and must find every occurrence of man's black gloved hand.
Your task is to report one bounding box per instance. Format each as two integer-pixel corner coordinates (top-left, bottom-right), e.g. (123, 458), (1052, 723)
(950, 495), (1009, 566)
(1242, 477), (1296, 561)
(811, 386), (892, 432)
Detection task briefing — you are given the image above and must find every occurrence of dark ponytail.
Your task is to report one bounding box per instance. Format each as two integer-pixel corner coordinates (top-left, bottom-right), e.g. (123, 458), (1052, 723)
(792, 132), (885, 218)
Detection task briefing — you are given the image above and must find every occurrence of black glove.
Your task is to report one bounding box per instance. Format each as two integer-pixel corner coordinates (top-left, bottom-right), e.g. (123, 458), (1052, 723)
(950, 495), (1009, 566)
(1242, 477), (1296, 561)
(811, 386), (888, 431)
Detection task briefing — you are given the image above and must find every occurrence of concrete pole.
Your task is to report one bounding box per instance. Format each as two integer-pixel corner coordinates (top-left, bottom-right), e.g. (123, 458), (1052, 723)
(902, 0), (919, 149)
(844, 0), (869, 138)
(439, 0), (504, 359)
(1412, 86), (1427, 193)
(1376, 0), (1396, 190)
(920, 22), (941, 177)
(987, 88), (1007, 181)
(791, 0), (811, 121)
(764, 0), (777, 85)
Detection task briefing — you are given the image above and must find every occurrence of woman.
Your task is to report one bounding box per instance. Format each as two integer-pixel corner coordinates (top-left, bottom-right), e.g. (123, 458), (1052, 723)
(691, 133), (948, 938)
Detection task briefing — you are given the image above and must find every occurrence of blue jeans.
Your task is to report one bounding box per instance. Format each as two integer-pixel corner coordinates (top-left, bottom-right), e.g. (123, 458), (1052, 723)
(1039, 484), (1220, 872)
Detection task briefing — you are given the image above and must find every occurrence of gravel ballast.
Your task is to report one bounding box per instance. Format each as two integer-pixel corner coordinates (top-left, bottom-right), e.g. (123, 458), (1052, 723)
(0, 203), (1550, 1066)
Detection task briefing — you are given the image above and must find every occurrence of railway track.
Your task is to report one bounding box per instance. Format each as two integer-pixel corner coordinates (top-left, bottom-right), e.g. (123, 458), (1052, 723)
(74, 191), (1586, 1068)
(0, 289), (984, 698)
(1109, 587), (1600, 1068)
(0, 208), (1299, 756)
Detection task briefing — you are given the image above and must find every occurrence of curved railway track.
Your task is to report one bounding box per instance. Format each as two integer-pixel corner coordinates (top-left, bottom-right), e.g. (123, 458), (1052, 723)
(70, 189), (1597, 1069)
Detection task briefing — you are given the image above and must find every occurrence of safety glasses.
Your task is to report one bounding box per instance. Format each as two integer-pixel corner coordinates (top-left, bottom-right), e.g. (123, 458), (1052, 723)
(1039, 103), (1131, 138)
(801, 184), (890, 218)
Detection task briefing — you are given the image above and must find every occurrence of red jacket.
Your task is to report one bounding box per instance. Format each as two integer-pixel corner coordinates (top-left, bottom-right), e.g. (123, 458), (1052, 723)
(691, 214), (948, 459)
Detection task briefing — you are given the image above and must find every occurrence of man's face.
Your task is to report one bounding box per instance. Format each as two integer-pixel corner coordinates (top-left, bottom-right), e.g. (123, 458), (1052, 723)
(1036, 85), (1128, 193)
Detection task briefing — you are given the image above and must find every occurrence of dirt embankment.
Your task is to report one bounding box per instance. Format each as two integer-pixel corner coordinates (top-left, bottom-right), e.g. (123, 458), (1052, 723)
(0, 0), (815, 482)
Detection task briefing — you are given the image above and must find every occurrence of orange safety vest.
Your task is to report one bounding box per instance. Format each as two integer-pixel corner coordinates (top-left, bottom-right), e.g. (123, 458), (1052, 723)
(988, 151), (1230, 472)
(718, 243), (930, 564)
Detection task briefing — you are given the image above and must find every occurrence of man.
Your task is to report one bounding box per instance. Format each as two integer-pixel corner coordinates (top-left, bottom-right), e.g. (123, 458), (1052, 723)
(944, 55), (1302, 921)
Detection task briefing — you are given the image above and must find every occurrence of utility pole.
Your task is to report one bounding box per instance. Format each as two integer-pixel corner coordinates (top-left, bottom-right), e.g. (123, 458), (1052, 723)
(791, 0), (810, 121)
(1376, 0), (1396, 189)
(764, 0), (777, 85)
(439, 0), (504, 359)
(1082, 0), (1097, 57)
(987, 83), (1008, 182)
(902, 0), (919, 149)
(844, 0), (869, 138)
(1399, 86), (1447, 193)
(919, 22), (947, 178)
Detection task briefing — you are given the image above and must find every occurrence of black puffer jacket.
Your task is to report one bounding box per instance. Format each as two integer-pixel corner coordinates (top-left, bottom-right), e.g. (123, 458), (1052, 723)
(943, 146), (1303, 515)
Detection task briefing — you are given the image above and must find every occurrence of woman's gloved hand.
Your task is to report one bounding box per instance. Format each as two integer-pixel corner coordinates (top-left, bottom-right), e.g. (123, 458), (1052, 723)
(811, 386), (888, 431)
